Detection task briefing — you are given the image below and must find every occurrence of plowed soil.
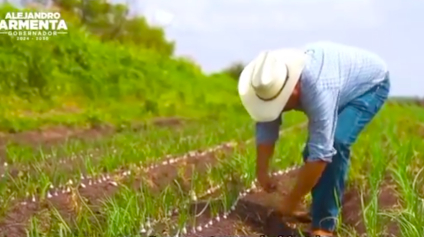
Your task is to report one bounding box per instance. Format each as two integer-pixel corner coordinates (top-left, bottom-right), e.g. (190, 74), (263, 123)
(185, 171), (401, 237)
(0, 117), (187, 160)
(184, 169), (310, 237)
(0, 148), (108, 181)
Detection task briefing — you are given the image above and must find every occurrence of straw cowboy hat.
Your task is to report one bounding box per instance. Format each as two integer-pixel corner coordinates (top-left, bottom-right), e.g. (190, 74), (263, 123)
(238, 48), (308, 122)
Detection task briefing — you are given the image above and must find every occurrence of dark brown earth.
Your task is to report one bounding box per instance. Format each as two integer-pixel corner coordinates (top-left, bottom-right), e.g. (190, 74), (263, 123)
(0, 143), (239, 237)
(151, 117), (188, 127)
(0, 147), (110, 183)
(0, 125), (115, 150)
(182, 171), (401, 237)
(183, 169), (310, 237)
(0, 117), (187, 155)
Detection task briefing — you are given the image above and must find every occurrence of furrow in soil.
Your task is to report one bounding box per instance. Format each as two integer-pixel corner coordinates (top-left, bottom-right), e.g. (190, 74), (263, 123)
(184, 169), (311, 237)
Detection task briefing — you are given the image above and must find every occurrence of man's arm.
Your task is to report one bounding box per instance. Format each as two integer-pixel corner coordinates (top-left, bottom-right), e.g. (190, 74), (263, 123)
(256, 142), (275, 180)
(287, 88), (339, 203)
(255, 117), (281, 191)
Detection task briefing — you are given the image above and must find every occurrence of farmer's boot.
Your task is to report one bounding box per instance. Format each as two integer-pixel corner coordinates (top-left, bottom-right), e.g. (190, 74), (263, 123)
(310, 229), (334, 236)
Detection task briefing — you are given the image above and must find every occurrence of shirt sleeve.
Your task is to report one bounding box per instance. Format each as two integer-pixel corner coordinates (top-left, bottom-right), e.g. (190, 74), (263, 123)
(303, 87), (339, 162)
(255, 114), (282, 145)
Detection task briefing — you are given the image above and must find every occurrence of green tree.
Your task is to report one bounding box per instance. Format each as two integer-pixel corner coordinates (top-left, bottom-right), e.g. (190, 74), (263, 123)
(222, 61), (245, 81)
(50, 0), (174, 56)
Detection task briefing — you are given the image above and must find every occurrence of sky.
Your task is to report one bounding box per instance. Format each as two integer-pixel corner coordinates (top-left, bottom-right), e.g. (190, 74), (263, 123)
(132, 0), (423, 97)
(7, 0), (423, 96)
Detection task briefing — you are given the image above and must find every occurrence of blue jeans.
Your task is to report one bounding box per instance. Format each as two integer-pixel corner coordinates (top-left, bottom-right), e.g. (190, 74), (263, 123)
(302, 76), (390, 232)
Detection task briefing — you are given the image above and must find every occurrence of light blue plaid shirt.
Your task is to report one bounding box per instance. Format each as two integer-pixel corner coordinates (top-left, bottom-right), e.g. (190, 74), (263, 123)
(256, 41), (389, 161)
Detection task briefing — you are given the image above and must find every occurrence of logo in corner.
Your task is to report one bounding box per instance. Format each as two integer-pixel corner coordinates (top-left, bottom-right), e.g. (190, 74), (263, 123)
(0, 11), (68, 41)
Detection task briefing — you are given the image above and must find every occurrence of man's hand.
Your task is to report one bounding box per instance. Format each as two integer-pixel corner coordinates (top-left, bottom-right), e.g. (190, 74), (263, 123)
(279, 195), (300, 216)
(256, 143), (276, 193)
(257, 170), (276, 193)
(278, 195), (312, 223)
(287, 160), (327, 204)
(276, 160), (326, 222)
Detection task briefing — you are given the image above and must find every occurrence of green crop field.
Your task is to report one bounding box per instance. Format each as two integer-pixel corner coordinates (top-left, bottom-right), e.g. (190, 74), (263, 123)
(0, 2), (423, 237)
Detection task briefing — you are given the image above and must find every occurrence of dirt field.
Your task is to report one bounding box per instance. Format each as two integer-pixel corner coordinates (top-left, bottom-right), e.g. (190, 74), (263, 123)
(0, 106), (422, 237)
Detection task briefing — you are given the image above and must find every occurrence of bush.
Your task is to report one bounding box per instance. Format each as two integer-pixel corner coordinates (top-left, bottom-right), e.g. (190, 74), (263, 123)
(0, 4), (244, 131)
(221, 61), (245, 81)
